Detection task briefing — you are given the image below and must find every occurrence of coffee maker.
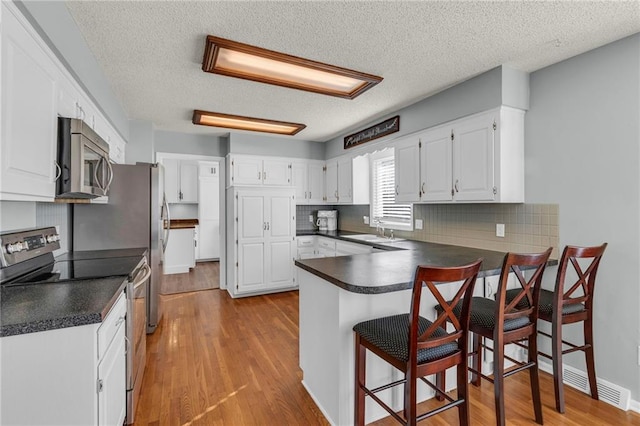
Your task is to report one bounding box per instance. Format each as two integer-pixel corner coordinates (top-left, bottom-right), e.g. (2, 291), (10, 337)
(316, 210), (338, 232)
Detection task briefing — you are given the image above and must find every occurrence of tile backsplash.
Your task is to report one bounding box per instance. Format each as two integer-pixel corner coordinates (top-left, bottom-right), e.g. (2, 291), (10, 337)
(334, 203), (560, 258)
(296, 205), (336, 232)
(36, 202), (71, 256)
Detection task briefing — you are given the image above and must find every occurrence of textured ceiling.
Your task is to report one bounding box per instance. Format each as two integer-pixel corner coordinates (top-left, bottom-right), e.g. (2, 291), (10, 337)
(64, 1), (640, 142)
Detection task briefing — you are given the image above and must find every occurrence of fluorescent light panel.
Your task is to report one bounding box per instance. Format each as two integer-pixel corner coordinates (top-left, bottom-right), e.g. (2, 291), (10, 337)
(192, 110), (306, 136)
(202, 36), (382, 99)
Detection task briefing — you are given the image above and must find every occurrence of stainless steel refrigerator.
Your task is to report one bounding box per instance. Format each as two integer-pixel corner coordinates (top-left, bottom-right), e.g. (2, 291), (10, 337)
(73, 163), (168, 334)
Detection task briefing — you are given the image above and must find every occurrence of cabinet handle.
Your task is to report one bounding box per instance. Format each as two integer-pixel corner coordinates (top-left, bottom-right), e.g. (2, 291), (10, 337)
(267, 222), (270, 230)
(454, 180), (459, 193)
(421, 182), (425, 194)
(258, 172), (261, 180)
(115, 316), (125, 327)
(263, 171), (267, 180)
(304, 191), (307, 199)
(263, 222), (266, 230)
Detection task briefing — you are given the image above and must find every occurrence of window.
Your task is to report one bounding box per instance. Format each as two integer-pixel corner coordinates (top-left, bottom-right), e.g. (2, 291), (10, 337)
(370, 148), (413, 231)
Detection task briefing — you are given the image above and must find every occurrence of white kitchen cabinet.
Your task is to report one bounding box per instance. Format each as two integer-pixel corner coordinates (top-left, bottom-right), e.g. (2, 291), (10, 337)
(1, 292), (127, 426)
(292, 160), (325, 205)
(164, 227), (196, 274)
(317, 237), (336, 257)
(0, 2), (58, 201)
(394, 107), (524, 204)
(163, 159), (199, 203)
(228, 155), (291, 186)
(324, 155), (369, 204)
(228, 188), (295, 297)
(335, 240), (373, 256)
(394, 136), (421, 202)
(197, 163), (220, 260)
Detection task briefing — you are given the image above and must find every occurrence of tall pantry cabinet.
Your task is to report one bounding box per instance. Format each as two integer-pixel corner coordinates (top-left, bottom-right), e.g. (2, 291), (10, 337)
(226, 155), (296, 297)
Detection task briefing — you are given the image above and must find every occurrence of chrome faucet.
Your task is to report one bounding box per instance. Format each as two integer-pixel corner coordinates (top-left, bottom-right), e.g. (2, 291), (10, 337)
(373, 218), (385, 237)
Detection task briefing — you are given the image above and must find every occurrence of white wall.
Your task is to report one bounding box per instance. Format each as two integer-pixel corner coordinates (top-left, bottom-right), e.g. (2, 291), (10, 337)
(526, 33), (640, 400)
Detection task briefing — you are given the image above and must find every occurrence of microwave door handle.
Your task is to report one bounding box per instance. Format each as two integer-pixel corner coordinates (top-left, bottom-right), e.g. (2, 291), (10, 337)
(104, 158), (114, 193)
(94, 156), (105, 193)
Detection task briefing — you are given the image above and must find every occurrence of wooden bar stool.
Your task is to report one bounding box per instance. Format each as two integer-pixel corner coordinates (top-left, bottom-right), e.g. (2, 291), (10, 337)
(353, 259), (482, 426)
(535, 243), (607, 413)
(466, 248), (552, 426)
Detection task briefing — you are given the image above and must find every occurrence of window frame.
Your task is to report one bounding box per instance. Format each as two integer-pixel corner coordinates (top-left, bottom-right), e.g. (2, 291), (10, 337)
(369, 148), (413, 232)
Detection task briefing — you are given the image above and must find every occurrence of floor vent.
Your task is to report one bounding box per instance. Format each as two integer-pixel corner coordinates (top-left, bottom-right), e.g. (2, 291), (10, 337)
(538, 361), (630, 411)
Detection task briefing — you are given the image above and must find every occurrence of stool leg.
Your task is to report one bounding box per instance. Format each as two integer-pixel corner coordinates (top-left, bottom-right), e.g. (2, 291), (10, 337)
(355, 335), (366, 426)
(404, 368), (417, 426)
(584, 315), (599, 401)
(493, 339), (506, 426)
(435, 371), (446, 401)
(551, 315), (565, 413)
(457, 357), (470, 426)
(528, 335), (543, 424)
(471, 333), (482, 387)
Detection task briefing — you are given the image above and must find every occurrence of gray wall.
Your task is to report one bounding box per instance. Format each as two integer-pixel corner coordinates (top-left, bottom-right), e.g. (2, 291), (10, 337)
(154, 130), (227, 158)
(526, 33), (640, 399)
(16, 1), (129, 141)
(324, 66), (529, 159)
(127, 120), (155, 164)
(229, 133), (325, 160)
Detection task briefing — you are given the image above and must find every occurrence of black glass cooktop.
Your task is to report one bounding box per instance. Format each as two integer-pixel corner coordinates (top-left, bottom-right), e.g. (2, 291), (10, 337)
(11, 256), (143, 285)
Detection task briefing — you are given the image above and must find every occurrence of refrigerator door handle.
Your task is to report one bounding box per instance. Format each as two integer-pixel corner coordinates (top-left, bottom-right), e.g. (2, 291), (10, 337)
(162, 194), (171, 253)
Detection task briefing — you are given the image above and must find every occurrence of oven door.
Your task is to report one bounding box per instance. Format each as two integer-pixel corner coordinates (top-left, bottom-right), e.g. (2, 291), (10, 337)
(126, 257), (150, 424)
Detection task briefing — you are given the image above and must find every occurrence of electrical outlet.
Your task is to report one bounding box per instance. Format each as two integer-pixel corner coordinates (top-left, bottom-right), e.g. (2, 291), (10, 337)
(496, 223), (505, 237)
(415, 219), (423, 230)
(308, 215), (314, 223)
(363, 216), (369, 224)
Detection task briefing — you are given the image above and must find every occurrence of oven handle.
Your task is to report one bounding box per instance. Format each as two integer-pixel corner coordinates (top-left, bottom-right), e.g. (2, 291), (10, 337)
(132, 261), (151, 291)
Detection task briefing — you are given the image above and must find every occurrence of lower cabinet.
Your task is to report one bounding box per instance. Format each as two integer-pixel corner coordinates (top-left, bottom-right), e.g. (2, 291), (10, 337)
(163, 227), (196, 274)
(0, 292), (127, 426)
(228, 187), (296, 297)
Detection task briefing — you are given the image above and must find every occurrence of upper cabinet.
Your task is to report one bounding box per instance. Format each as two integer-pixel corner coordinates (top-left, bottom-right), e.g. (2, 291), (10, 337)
(292, 160), (324, 205)
(0, 2), (58, 201)
(394, 107), (524, 204)
(164, 159), (198, 203)
(0, 3), (127, 202)
(323, 154), (369, 204)
(228, 155), (291, 187)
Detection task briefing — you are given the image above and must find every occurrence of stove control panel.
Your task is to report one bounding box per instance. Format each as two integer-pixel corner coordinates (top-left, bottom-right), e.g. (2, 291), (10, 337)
(0, 227), (61, 267)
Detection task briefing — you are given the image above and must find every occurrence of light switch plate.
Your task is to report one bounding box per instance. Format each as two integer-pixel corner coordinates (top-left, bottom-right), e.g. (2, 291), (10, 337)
(496, 223), (505, 237)
(415, 219), (423, 230)
(309, 215), (314, 223)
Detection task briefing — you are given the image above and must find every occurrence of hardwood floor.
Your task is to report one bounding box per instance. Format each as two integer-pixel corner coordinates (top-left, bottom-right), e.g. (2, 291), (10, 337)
(160, 261), (220, 295)
(135, 287), (640, 426)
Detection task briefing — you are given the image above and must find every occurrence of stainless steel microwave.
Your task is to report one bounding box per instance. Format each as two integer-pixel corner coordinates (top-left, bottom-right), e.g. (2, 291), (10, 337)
(56, 117), (112, 199)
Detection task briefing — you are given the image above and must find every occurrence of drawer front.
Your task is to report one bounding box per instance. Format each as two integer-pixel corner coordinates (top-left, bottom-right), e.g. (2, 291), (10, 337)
(297, 236), (315, 247)
(98, 291), (127, 360)
(317, 238), (336, 250)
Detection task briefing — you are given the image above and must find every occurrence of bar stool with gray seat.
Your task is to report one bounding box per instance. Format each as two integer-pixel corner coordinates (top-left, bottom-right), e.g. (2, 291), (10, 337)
(510, 243), (607, 413)
(353, 259), (482, 426)
(465, 248), (552, 426)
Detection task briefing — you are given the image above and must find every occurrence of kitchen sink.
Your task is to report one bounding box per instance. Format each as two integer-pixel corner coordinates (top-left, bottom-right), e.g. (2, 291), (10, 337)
(341, 234), (404, 243)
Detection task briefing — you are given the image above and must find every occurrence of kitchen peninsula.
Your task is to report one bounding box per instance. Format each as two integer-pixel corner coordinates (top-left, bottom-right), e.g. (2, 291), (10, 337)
(295, 237), (555, 425)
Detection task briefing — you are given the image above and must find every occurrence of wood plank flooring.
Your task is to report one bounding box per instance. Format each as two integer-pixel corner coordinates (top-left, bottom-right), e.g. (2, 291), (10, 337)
(135, 280), (640, 425)
(160, 261), (219, 295)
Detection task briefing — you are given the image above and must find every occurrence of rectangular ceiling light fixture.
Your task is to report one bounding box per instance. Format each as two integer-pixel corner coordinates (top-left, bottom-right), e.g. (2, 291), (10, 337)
(192, 110), (306, 136)
(202, 36), (383, 99)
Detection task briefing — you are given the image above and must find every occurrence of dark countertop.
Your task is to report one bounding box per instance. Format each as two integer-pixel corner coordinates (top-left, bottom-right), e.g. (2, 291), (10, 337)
(295, 231), (557, 294)
(1, 276), (126, 337)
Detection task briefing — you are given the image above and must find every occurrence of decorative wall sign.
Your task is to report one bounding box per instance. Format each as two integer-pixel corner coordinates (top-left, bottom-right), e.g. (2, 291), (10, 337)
(344, 115), (400, 149)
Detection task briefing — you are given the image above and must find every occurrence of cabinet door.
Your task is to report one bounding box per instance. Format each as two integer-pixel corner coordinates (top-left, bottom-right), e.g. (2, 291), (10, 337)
(291, 162), (308, 204)
(98, 324), (126, 426)
(263, 159), (291, 186)
(180, 161), (199, 202)
(237, 192), (266, 292)
(198, 219), (220, 259)
(231, 156), (263, 185)
(421, 126), (453, 201)
(394, 137), (421, 202)
(453, 113), (495, 201)
(265, 192), (294, 288)
(337, 157), (352, 204)
(307, 162), (325, 204)
(163, 159), (180, 203)
(325, 161), (338, 203)
(199, 176), (219, 220)
(1, 4), (58, 201)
